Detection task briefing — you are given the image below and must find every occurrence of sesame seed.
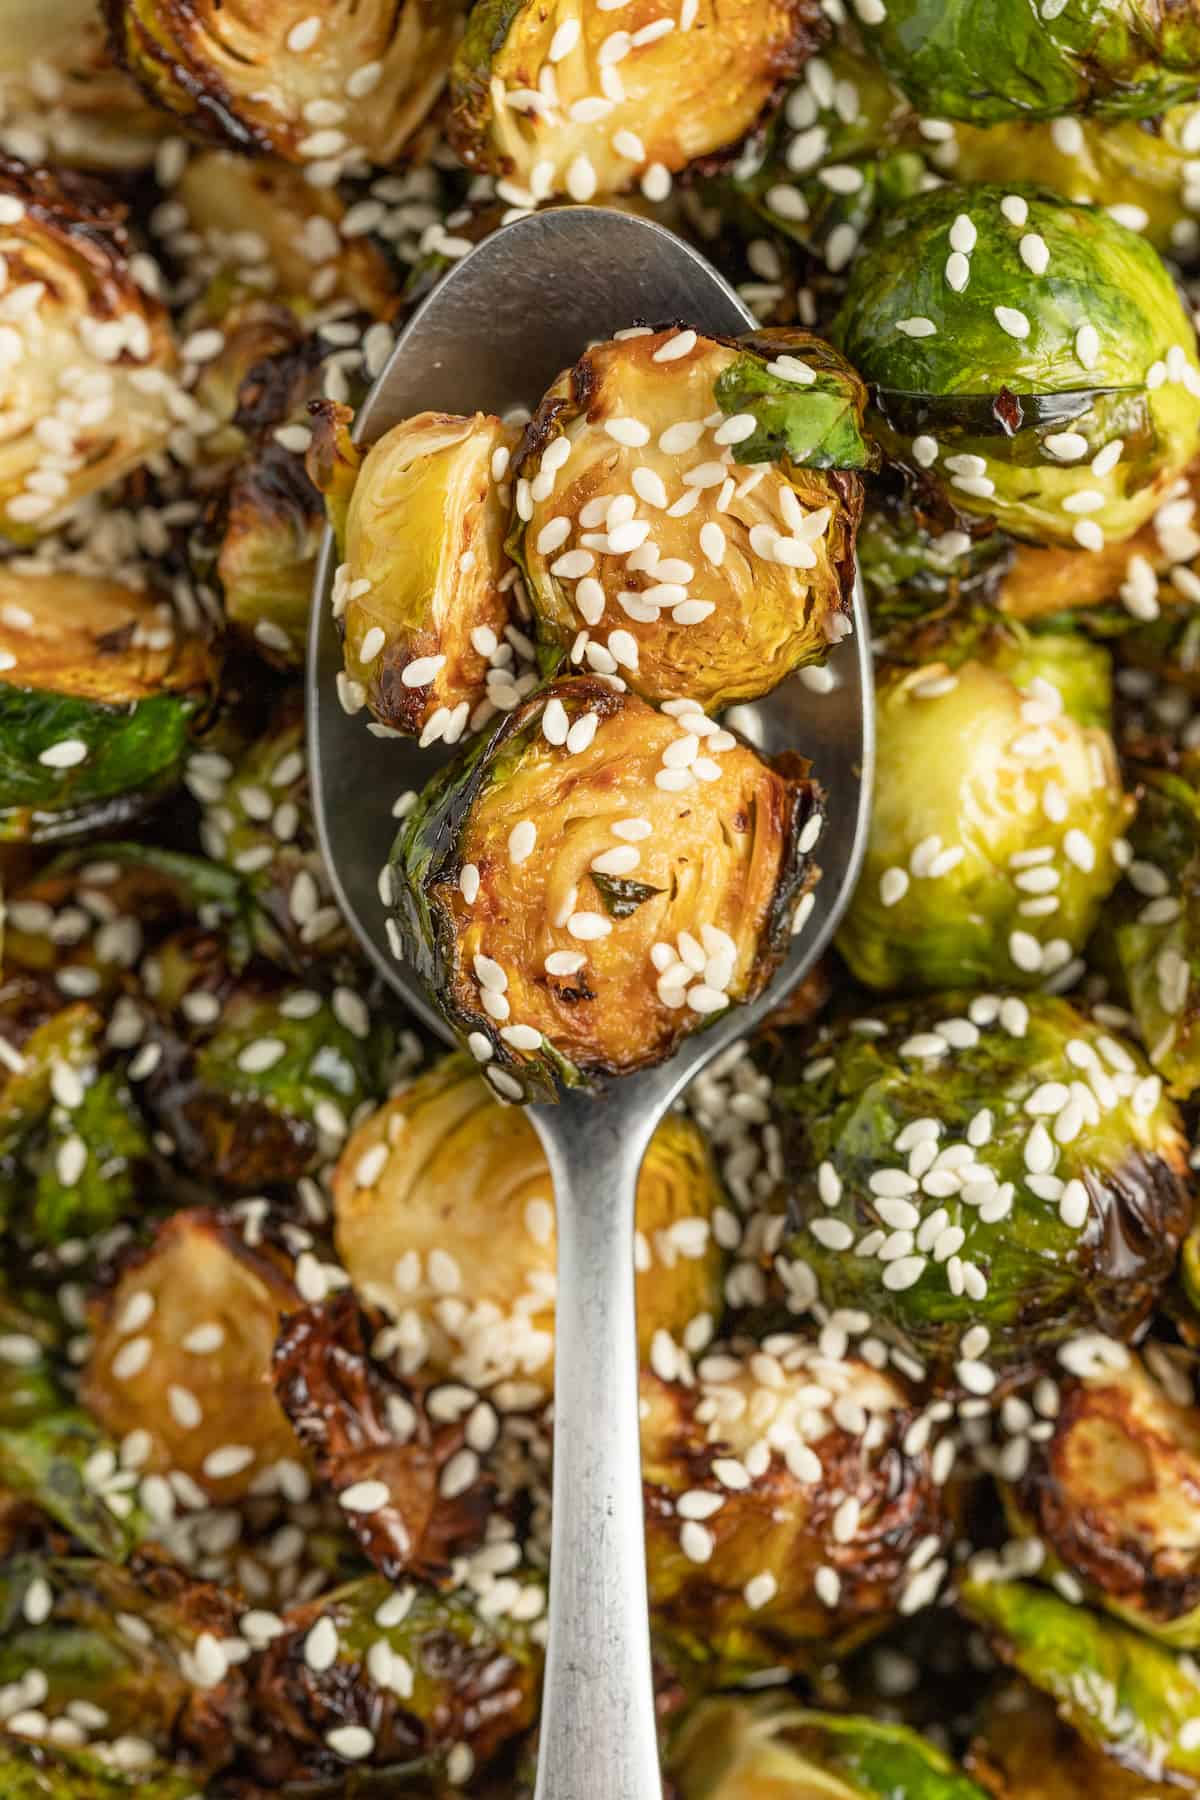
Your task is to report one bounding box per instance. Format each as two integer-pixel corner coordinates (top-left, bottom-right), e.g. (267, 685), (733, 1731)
(38, 738), (88, 769)
(994, 305), (1030, 339)
(340, 1480), (390, 1514)
(326, 1726), (374, 1761)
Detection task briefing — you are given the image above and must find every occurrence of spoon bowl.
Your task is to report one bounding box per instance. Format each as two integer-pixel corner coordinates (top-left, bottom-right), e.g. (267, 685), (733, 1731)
(307, 206), (873, 1799)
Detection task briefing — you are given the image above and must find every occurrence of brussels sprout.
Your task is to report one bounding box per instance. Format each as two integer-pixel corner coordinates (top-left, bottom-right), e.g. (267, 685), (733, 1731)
(0, 1741), (203, 1800)
(512, 326), (870, 712)
(448, 0), (826, 204)
(0, 0), (164, 172)
(968, 1680), (1181, 1799)
(0, 162), (178, 542)
(80, 1208), (304, 1502)
(1002, 1347), (1200, 1647)
(136, 933), (391, 1187)
(960, 1579), (1200, 1785)
(776, 993), (1192, 1380)
(857, 485), (1009, 628)
(853, 0), (1200, 123)
(248, 1572), (541, 1787)
(207, 439), (325, 671)
(1095, 757), (1200, 1099)
(641, 1342), (951, 1675)
(331, 1053), (726, 1390)
(668, 1694), (990, 1799)
(389, 675), (822, 1100)
(838, 624), (1133, 991)
(105, 0), (468, 172)
(309, 401), (523, 739)
(0, 1555), (242, 1775)
(0, 571), (216, 845)
(0, 1403), (153, 1563)
(834, 186), (1200, 550)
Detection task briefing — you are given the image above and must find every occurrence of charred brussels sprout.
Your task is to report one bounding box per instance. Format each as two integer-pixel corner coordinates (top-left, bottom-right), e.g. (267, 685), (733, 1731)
(838, 625), (1133, 992)
(0, 572), (215, 845)
(389, 676), (822, 1099)
(835, 186), (1200, 550)
(968, 1680), (1182, 1799)
(512, 327), (870, 711)
(448, 0), (826, 203)
(332, 1053), (726, 1390)
(105, 0), (468, 171)
(960, 1579), (1200, 1786)
(641, 1344), (951, 1674)
(80, 1208), (304, 1502)
(0, 1741), (204, 1799)
(309, 402), (522, 739)
(777, 994), (1192, 1380)
(853, 0), (1200, 123)
(668, 1695), (990, 1799)
(0, 162), (177, 541)
(0, 0), (164, 172)
(248, 1573), (541, 1787)
(1005, 1347), (1200, 1647)
(856, 484), (1009, 627)
(0, 1401), (153, 1562)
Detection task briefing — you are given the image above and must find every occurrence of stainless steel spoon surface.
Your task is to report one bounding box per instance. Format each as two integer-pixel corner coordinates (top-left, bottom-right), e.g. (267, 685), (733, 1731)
(306, 205), (874, 1800)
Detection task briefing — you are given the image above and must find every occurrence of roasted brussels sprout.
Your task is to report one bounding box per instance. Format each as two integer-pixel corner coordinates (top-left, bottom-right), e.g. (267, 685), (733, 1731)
(248, 1572), (541, 1787)
(0, 1400), (153, 1563)
(641, 1344), (951, 1674)
(968, 1680), (1182, 1799)
(856, 484), (1009, 627)
(80, 1208), (304, 1502)
(668, 1694), (990, 1799)
(449, 0), (826, 204)
(960, 1580), (1200, 1786)
(838, 624), (1133, 992)
(512, 326), (870, 712)
(777, 994), (1193, 1380)
(0, 161), (178, 541)
(0, 1741), (204, 1800)
(389, 676), (822, 1099)
(0, 0), (164, 171)
(309, 401), (523, 739)
(1003, 1347), (1200, 1647)
(332, 1053), (726, 1389)
(835, 186), (1200, 550)
(0, 571), (215, 845)
(853, 0), (1200, 123)
(106, 0), (468, 172)
(1097, 755), (1200, 1099)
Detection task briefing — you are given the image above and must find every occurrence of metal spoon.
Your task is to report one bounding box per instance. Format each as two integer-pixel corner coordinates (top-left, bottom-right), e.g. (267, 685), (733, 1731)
(307, 205), (874, 1800)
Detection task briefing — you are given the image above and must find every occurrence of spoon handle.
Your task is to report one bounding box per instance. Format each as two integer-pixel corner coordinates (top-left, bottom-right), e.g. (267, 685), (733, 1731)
(531, 1101), (663, 1800)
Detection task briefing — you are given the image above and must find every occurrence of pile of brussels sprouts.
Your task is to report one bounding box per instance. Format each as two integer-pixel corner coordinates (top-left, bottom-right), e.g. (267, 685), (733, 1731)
(5, 1), (1200, 1796)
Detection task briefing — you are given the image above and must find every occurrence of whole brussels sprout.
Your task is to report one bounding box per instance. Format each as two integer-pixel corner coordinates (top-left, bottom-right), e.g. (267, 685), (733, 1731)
(853, 0), (1200, 123)
(105, 0), (468, 173)
(332, 1052), (727, 1391)
(961, 1579), (1200, 1787)
(0, 161), (177, 542)
(835, 186), (1200, 550)
(309, 400), (523, 742)
(511, 325), (871, 712)
(1003, 1346), (1200, 1647)
(388, 675), (822, 1100)
(838, 621), (1134, 992)
(776, 993), (1192, 1380)
(641, 1342), (951, 1674)
(448, 0), (826, 205)
(668, 1694), (990, 1799)
(968, 1680), (1183, 1799)
(0, 571), (216, 845)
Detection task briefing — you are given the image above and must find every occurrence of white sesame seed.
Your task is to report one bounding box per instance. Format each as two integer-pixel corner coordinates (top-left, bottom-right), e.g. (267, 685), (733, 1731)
(993, 305), (1030, 339)
(340, 1480), (391, 1514)
(325, 1726), (374, 1761)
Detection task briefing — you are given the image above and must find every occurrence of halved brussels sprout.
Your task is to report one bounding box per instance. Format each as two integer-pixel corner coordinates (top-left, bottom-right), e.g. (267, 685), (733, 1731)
(249, 1572), (541, 1788)
(776, 993), (1193, 1380)
(309, 401), (523, 739)
(835, 186), (1200, 550)
(449, 0), (826, 203)
(332, 1053), (726, 1390)
(389, 675), (822, 1100)
(80, 1208), (304, 1502)
(1097, 756), (1200, 1099)
(136, 930), (391, 1187)
(853, 0), (1200, 123)
(512, 326), (870, 712)
(105, 0), (468, 171)
(0, 161), (177, 542)
(642, 1344), (950, 1674)
(968, 1680), (1182, 1799)
(0, 0), (164, 171)
(960, 1580), (1200, 1786)
(1003, 1348), (1200, 1647)
(0, 571), (216, 845)
(668, 1695), (989, 1799)
(838, 623), (1133, 992)
(210, 440), (326, 671)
